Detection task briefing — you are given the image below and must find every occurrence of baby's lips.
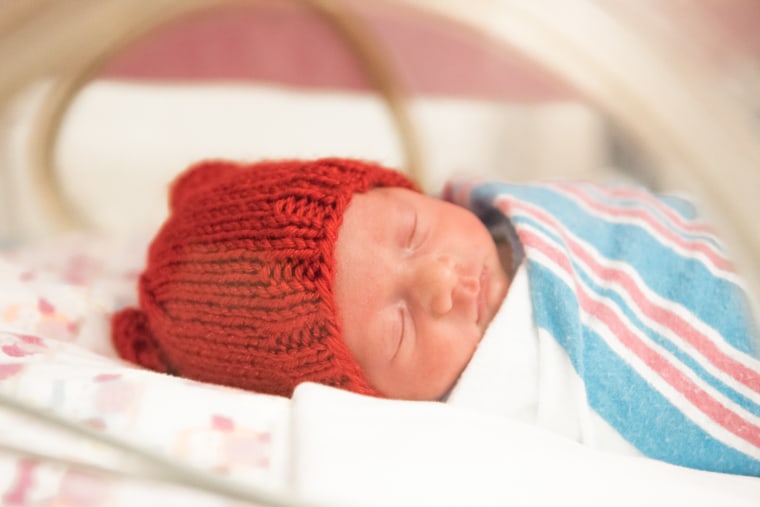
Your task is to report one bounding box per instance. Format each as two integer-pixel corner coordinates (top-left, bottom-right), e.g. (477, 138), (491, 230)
(476, 265), (488, 326)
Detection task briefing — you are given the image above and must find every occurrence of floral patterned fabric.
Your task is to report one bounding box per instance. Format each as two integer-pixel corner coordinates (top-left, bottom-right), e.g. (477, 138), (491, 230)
(0, 233), (291, 506)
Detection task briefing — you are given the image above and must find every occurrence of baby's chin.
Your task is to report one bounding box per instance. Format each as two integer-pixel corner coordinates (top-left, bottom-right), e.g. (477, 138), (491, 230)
(429, 332), (483, 402)
(381, 342), (479, 401)
(435, 341), (480, 402)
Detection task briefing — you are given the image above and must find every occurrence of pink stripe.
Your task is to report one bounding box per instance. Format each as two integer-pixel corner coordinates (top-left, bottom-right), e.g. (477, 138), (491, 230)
(552, 184), (733, 272)
(560, 182), (714, 235)
(567, 236), (760, 394)
(519, 229), (760, 449)
(580, 286), (760, 449)
(508, 199), (760, 394)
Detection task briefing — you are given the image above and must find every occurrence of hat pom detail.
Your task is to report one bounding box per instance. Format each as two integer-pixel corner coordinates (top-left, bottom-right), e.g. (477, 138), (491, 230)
(111, 308), (171, 374)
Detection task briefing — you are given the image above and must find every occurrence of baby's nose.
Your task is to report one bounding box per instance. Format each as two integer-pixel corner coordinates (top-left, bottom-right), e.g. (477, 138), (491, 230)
(411, 255), (474, 316)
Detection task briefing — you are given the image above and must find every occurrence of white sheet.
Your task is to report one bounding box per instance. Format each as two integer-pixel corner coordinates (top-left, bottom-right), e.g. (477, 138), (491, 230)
(292, 382), (760, 507)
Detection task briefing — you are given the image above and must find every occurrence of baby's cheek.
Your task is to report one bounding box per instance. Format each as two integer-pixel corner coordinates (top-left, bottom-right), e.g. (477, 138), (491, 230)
(417, 340), (472, 399)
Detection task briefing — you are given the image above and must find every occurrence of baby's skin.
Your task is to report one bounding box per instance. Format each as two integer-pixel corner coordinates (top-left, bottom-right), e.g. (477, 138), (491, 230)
(334, 187), (511, 400)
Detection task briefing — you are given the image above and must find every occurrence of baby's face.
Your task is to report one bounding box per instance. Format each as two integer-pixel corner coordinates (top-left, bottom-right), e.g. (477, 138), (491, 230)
(334, 187), (509, 400)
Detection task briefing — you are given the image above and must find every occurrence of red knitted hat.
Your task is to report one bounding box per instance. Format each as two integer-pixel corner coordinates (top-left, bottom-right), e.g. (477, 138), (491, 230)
(111, 157), (418, 397)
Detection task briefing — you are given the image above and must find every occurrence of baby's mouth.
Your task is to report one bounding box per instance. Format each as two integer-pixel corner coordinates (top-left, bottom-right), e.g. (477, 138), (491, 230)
(476, 265), (488, 326)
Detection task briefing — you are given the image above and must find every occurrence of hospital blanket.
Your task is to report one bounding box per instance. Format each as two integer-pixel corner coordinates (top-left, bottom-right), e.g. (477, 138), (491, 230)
(446, 262), (643, 456)
(444, 179), (760, 476)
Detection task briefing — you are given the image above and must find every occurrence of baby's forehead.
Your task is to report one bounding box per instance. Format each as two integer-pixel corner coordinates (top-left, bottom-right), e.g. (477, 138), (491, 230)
(365, 185), (412, 201)
(341, 188), (415, 233)
(362, 185), (427, 210)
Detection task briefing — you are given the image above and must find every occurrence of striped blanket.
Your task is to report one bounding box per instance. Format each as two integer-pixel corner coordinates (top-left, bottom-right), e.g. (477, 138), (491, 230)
(445, 180), (760, 476)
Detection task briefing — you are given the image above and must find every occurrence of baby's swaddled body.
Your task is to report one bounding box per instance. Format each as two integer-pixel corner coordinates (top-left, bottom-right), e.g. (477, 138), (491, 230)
(446, 263), (642, 455)
(444, 180), (760, 477)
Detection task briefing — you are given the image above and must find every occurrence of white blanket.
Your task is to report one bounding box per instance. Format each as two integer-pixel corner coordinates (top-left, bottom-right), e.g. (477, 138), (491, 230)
(446, 263), (640, 455)
(292, 382), (760, 507)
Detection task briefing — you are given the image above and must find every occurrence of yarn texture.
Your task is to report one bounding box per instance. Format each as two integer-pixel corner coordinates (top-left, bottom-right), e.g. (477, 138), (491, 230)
(111, 158), (417, 397)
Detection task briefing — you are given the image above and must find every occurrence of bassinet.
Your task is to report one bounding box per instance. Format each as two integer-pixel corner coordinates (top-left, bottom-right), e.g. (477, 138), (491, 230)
(0, 1), (759, 505)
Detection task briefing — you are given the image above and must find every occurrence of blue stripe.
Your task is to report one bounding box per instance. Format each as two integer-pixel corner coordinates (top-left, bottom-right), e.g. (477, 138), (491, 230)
(517, 214), (760, 417)
(572, 252), (760, 419)
(528, 262), (760, 475)
(472, 182), (759, 355)
(465, 180), (760, 475)
(510, 209), (755, 354)
(578, 184), (724, 250)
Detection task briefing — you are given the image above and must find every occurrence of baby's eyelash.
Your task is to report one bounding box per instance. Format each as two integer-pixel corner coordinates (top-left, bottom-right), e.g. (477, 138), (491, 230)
(393, 307), (405, 360)
(407, 211), (418, 248)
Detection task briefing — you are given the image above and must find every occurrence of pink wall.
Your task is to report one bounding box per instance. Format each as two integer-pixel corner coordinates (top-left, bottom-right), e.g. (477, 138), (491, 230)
(101, 2), (759, 102)
(101, 2), (575, 101)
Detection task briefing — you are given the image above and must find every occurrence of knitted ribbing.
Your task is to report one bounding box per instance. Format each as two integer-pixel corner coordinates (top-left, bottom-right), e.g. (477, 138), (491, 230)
(111, 158), (418, 397)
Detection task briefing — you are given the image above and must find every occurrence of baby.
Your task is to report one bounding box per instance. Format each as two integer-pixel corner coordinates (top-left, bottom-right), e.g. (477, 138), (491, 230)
(111, 157), (507, 400)
(112, 157), (760, 476)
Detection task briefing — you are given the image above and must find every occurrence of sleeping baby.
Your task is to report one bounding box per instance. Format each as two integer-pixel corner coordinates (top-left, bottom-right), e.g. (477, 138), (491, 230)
(111, 158), (760, 476)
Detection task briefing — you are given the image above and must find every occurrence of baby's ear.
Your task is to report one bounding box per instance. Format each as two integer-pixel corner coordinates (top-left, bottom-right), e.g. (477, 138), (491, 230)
(169, 160), (241, 211)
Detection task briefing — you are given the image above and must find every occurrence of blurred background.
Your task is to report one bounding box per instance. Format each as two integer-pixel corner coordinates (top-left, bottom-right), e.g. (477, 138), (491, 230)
(0, 2), (759, 504)
(0, 0), (758, 285)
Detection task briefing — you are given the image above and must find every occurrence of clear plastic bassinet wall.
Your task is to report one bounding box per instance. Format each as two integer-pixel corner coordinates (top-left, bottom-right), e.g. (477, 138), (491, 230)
(2, 0), (759, 305)
(1, 1), (760, 505)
